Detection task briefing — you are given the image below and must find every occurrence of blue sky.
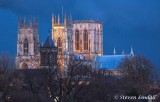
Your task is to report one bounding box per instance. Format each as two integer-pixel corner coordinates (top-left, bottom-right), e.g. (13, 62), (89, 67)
(0, 0), (160, 67)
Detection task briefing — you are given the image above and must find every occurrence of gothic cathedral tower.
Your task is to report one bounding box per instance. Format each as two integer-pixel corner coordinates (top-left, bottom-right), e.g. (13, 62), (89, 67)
(16, 17), (40, 69)
(72, 20), (103, 59)
(52, 14), (73, 72)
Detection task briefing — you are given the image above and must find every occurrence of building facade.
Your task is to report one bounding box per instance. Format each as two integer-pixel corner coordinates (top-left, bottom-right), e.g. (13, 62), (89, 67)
(72, 20), (103, 59)
(51, 14), (103, 72)
(16, 17), (40, 69)
(93, 48), (134, 76)
(16, 15), (103, 69)
(17, 14), (135, 73)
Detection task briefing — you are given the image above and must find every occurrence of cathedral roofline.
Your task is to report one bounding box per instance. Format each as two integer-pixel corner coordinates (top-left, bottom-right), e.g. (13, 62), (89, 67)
(42, 35), (57, 48)
(73, 20), (102, 24)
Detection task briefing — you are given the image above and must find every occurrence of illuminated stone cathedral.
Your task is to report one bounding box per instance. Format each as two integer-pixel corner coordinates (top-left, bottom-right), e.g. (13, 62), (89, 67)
(16, 14), (103, 69)
(16, 13), (134, 76)
(51, 14), (103, 71)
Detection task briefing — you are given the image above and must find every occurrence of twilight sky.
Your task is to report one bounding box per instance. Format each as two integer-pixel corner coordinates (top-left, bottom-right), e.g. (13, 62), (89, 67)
(0, 0), (160, 67)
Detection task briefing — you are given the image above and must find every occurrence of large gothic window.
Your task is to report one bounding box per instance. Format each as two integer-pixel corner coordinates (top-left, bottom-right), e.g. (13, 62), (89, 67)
(83, 30), (88, 50)
(75, 30), (80, 50)
(23, 39), (28, 55)
(57, 37), (62, 53)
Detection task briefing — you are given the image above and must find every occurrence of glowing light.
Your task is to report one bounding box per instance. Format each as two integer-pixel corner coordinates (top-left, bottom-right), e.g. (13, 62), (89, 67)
(53, 26), (65, 29)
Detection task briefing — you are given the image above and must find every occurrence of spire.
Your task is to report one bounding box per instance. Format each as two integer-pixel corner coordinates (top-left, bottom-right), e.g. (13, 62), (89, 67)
(52, 13), (55, 26)
(64, 13), (66, 27)
(54, 15), (56, 24)
(58, 14), (60, 25)
(30, 16), (33, 28)
(113, 46), (116, 55)
(130, 46), (134, 56)
(23, 16), (27, 28)
(122, 49), (124, 55)
(43, 34), (55, 47)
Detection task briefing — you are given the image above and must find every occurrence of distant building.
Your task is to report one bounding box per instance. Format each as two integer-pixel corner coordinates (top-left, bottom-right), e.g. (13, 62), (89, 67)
(16, 14), (134, 76)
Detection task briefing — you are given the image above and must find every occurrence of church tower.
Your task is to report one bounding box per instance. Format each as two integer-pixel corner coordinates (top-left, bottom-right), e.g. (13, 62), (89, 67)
(52, 13), (73, 73)
(72, 20), (103, 59)
(16, 17), (40, 69)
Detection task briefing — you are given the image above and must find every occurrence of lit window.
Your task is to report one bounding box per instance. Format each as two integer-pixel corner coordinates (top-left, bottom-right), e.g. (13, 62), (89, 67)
(75, 30), (80, 50)
(23, 39), (28, 55)
(57, 37), (62, 53)
(83, 30), (88, 50)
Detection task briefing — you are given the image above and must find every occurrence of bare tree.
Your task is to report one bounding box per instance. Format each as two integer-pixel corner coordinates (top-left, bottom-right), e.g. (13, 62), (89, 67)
(0, 53), (19, 102)
(118, 55), (157, 96)
(40, 56), (92, 102)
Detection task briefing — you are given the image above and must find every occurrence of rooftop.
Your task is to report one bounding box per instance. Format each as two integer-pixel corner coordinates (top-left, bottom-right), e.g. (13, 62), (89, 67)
(43, 35), (56, 48)
(96, 55), (130, 69)
(73, 20), (102, 24)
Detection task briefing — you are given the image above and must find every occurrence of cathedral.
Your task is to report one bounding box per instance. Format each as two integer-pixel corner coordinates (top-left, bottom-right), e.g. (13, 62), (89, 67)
(16, 14), (103, 69)
(16, 13), (134, 76)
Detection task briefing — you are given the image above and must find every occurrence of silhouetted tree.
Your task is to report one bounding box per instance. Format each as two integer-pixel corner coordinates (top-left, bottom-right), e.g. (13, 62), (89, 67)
(0, 53), (19, 102)
(41, 57), (92, 102)
(118, 55), (157, 96)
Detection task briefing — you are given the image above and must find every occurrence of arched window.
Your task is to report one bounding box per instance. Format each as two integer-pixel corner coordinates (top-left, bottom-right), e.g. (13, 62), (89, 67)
(23, 39), (28, 55)
(22, 63), (28, 69)
(97, 29), (100, 52)
(75, 30), (80, 50)
(57, 37), (62, 53)
(83, 30), (88, 50)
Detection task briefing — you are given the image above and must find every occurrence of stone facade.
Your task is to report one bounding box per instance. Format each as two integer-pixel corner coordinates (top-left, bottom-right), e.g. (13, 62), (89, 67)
(16, 14), (103, 69)
(51, 14), (103, 71)
(51, 15), (103, 58)
(16, 17), (40, 69)
(72, 20), (103, 59)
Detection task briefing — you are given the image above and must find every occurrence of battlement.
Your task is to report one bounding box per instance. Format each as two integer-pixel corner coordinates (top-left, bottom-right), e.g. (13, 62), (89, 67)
(73, 20), (102, 24)
(52, 13), (73, 27)
(18, 17), (38, 29)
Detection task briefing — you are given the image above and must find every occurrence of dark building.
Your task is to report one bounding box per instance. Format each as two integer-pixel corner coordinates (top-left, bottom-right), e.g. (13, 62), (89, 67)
(40, 35), (58, 67)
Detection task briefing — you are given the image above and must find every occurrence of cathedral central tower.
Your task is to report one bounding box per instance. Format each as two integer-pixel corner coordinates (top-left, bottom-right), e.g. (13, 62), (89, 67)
(51, 13), (103, 62)
(52, 14), (73, 72)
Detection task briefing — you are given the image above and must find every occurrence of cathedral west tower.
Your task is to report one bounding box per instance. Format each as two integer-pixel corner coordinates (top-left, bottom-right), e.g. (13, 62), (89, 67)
(16, 17), (40, 69)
